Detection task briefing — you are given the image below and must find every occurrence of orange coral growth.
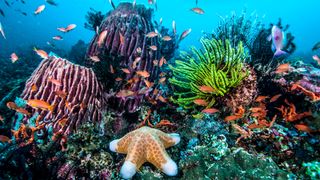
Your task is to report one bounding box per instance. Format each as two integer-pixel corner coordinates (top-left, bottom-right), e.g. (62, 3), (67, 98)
(291, 83), (320, 102)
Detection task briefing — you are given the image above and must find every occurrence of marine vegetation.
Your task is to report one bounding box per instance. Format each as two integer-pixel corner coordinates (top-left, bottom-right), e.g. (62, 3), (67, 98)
(84, 8), (105, 31)
(169, 38), (249, 109)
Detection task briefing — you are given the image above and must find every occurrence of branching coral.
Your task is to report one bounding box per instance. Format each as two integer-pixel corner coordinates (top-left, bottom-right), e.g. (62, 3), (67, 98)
(169, 38), (249, 109)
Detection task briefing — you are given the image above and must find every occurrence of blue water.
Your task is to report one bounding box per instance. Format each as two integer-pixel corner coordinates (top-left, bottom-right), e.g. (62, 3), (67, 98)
(0, 0), (319, 57)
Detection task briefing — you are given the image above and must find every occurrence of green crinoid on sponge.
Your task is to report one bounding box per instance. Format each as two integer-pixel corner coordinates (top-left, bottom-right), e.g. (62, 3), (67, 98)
(169, 38), (249, 109)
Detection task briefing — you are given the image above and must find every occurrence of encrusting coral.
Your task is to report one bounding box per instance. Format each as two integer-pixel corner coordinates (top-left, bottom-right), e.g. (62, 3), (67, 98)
(169, 38), (249, 109)
(109, 126), (180, 179)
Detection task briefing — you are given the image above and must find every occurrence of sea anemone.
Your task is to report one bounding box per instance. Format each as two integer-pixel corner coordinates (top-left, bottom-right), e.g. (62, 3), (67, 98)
(169, 38), (249, 109)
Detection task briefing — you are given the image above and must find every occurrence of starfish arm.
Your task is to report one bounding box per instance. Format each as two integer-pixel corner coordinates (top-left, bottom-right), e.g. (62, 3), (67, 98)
(145, 140), (178, 176)
(155, 130), (181, 148)
(110, 132), (135, 154)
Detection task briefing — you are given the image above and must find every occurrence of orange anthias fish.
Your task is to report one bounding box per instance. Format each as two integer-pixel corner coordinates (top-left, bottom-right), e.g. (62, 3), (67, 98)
(146, 31), (158, 38)
(159, 77), (166, 83)
(179, 28), (192, 41)
(224, 115), (241, 122)
(110, 64), (115, 74)
(0, 115), (3, 121)
(34, 48), (48, 59)
(34, 5), (45, 15)
(294, 124), (315, 133)
(15, 108), (31, 116)
(270, 94), (282, 102)
(121, 68), (130, 74)
(57, 27), (67, 33)
(199, 85), (215, 93)
(31, 84), (38, 92)
(159, 56), (166, 67)
(27, 99), (55, 111)
(6, 102), (18, 110)
(116, 90), (135, 99)
(48, 77), (62, 86)
(90, 56), (100, 62)
(255, 95), (269, 102)
(0, 135), (11, 143)
(119, 32), (125, 45)
(202, 108), (220, 114)
(144, 79), (154, 88)
(55, 90), (67, 99)
(312, 55), (320, 65)
(172, 20), (176, 35)
(158, 95), (167, 103)
(10, 53), (19, 63)
(136, 71), (150, 78)
(193, 99), (208, 106)
(275, 63), (291, 74)
(65, 24), (77, 32)
(98, 30), (108, 47)
(0, 22), (6, 39)
(133, 57), (141, 69)
(162, 36), (172, 41)
(191, 7), (205, 14)
(149, 45), (158, 51)
(52, 36), (63, 41)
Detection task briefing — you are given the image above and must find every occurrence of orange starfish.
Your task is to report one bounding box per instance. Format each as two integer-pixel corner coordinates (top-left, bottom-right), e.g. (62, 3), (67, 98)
(109, 126), (180, 179)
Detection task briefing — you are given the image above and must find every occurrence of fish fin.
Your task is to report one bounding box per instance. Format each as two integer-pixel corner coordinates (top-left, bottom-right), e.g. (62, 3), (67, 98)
(267, 35), (272, 41)
(274, 49), (287, 56)
(49, 104), (56, 112)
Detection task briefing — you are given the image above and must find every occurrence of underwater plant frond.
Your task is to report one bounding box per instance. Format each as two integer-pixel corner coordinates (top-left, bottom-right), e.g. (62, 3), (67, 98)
(169, 38), (249, 109)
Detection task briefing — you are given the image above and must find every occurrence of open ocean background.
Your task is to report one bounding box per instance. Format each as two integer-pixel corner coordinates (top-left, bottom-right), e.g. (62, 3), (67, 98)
(0, 0), (319, 58)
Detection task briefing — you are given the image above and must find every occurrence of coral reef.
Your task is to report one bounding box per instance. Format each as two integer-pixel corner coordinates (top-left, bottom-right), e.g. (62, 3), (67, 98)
(68, 40), (88, 66)
(169, 38), (250, 109)
(21, 56), (105, 136)
(303, 161), (320, 179)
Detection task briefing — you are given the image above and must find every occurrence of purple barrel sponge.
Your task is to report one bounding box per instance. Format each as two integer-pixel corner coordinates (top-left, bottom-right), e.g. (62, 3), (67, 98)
(21, 56), (105, 135)
(87, 3), (163, 113)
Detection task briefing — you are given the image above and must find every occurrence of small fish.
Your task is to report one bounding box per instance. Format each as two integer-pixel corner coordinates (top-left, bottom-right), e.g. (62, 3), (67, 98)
(250, 107), (264, 113)
(136, 47), (142, 54)
(191, 7), (204, 14)
(157, 95), (167, 103)
(312, 42), (320, 51)
(270, 25), (286, 56)
(199, 85), (215, 93)
(34, 5), (46, 15)
(202, 108), (219, 114)
(4, 0), (10, 7)
(224, 115), (241, 122)
(255, 95), (269, 102)
(98, 30), (108, 47)
(294, 124), (314, 133)
(52, 36), (63, 40)
(57, 27), (67, 33)
(144, 80), (153, 88)
(48, 77), (62, 86)
(15, 108), (31, 116)
(27, 99), (55, 111)
(133, 0), (136, 8)
(90, 56), (100, 62)
(136, 70), (150, 78)
(0, 22), (6, 39)
(116, 90), (135, 98)
(0, 115), (3, 121)
(46, 0), (58, 6)
(0, 9), (5, 17)
(146, 31), (158, 38)
(0, 135), (11, 143)
(133, 57), (141, 69)
(6, 102), (18, 110)
(110, 65), (115, 74)
(65, 24), (76, 32)
(58, 118), (68, 126)
(149, 45), (158, 51)
(153, 59), (158, 66)
(159, 77), (166, 83)
(159, 17), (163, 26)
(159, 56), (166, 67)
(109, 0), (116, 9)
(121, 68), (130, 74)
(34, 48), (48, 59)
(119, 32), (125, 45)
(270, 94), (282, 102)
(31, 84), (38, 92)
(115, 77), (123, 81)
(193, 99), (208, 106)
(312, 55), (320, 65)
(10, 53), (19, 63)
(172, 21), (176, 35)
(275, 63), (290, 74)
(179, 28), (192, 41)
(162, 36), (172, 41)
(54, 90), (67, 99)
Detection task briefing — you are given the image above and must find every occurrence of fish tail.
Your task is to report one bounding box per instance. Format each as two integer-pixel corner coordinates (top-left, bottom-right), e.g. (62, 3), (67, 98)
(274, 49), (287, 56)
(49, 104), (56, 112)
